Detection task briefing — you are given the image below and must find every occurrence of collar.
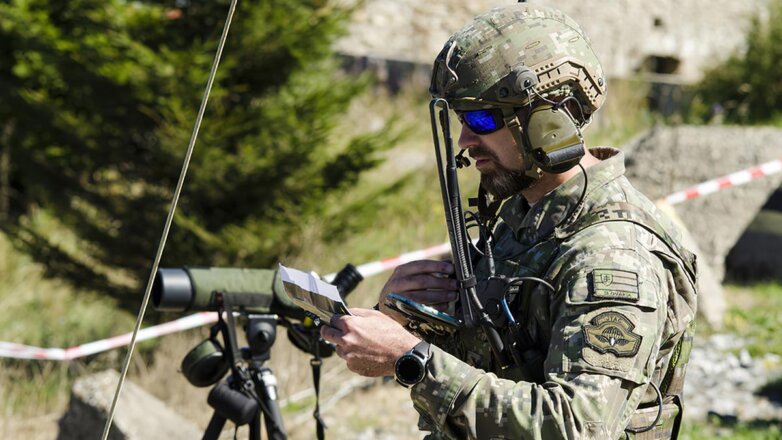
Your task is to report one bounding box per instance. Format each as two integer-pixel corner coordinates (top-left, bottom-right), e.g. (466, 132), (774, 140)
(499, 147), (626, 244)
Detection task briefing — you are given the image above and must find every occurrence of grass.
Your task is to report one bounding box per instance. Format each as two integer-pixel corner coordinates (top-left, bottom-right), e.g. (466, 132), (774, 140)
(681, 419), (782, 440)
(721, 282), (782, 356)
(0, 230), (137, 416)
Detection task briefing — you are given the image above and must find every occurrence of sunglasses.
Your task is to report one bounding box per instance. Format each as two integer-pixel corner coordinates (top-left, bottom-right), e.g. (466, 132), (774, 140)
(457, 108), (506, 135)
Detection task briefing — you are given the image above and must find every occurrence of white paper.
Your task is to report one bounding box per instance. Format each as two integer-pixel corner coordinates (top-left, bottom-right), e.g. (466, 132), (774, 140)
(278, 263), (352, 322)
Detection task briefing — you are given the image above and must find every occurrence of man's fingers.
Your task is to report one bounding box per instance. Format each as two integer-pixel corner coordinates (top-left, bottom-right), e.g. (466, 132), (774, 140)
(392, 260), (454, 278)
(390, 273), (458, 293)
(320, 324), (343, 344)
(399, 290), (457, 305)
(329, 313), (348, 330)
(349, 308), (377, 317)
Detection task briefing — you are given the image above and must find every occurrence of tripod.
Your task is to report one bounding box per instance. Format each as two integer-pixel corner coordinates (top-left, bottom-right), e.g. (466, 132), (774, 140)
(190, 263), (362, 440)
(202, 314), (286, 440)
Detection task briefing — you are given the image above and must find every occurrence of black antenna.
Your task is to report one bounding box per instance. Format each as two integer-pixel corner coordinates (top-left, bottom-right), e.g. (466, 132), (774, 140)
(429, 98), (512, 369)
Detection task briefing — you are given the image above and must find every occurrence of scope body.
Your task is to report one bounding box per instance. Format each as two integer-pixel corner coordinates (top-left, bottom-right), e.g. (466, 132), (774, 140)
(153, 265), (362, 320)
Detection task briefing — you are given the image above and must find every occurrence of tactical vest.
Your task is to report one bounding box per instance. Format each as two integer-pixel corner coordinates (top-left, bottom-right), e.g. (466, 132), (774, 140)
(469, 202), (697, 440)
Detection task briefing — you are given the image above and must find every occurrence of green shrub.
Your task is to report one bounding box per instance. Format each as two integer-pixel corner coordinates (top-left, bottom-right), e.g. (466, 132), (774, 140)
(689, 1), (782, 124)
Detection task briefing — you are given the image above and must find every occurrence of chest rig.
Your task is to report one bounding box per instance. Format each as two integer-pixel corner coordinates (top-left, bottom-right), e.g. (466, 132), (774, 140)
(458, 196), (698, 439)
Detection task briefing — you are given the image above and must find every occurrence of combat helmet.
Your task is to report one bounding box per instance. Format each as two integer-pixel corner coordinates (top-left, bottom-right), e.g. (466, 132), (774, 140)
(430, 4), (607, 175)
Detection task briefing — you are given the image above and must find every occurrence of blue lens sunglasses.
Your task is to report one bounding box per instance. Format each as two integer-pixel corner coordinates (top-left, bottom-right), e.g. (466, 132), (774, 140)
(457, 108), (506, 135)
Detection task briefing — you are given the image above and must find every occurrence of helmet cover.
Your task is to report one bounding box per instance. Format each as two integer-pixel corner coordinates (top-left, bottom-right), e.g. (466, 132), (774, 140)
(430, 4), (606, 120)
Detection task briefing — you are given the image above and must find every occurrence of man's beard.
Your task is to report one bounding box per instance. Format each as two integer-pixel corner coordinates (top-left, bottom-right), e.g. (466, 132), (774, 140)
(481, 166), (537, 199)
(470, 147), (537, 199)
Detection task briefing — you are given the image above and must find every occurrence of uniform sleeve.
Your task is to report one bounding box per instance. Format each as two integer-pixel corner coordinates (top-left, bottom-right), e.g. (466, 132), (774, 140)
(410, 241), (669, 440)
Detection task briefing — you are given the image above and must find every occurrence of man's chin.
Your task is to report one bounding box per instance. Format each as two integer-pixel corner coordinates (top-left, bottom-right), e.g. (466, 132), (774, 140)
(481, 171), (537, 200)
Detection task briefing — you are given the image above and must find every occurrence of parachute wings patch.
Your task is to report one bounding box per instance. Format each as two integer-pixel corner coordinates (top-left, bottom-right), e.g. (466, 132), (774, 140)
(582, 311), (641, 357)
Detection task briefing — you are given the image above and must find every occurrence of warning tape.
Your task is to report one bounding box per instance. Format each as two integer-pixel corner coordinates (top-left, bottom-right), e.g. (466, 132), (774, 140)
(664, 158), (782, 205)
(0, 313), (218, 361)
(3, 158), (780, 361)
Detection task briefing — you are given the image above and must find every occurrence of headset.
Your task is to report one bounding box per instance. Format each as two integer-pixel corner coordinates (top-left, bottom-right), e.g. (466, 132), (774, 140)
(493, 66), (587, 178)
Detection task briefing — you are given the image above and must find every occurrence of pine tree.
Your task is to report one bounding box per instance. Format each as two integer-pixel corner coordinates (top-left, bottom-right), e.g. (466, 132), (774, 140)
(0, 0), (394, 301)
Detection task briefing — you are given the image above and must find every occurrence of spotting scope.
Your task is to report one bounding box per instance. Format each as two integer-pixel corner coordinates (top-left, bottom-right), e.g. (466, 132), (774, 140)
(152, 265), (363, 320)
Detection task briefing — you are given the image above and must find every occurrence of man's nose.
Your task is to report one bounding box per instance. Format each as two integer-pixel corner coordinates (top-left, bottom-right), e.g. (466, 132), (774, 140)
(457, 123), (481, 150)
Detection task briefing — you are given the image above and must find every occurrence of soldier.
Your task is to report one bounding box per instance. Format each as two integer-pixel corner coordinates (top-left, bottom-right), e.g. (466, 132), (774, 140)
(320, 4), (697, 439)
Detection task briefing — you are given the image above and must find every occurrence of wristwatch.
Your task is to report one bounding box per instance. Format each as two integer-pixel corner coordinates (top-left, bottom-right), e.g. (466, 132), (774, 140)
(394, 340), (431, 388)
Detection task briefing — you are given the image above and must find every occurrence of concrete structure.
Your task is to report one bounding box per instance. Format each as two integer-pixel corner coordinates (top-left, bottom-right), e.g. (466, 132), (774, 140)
(623, 126), (782, 327)
(336, 0), (770, 83)
(58, 369), (201, 440)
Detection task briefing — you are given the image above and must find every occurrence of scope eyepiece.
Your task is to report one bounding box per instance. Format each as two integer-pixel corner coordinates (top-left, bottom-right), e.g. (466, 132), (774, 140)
(331, 264), (363, 296)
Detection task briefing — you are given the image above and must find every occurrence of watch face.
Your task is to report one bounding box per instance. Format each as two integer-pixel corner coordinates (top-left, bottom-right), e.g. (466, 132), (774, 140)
(396, 355), (425, 385)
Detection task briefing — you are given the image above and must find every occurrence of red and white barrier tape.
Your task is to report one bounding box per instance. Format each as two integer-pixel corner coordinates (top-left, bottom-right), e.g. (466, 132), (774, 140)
(0, 242), (454, 361)
(324, 242), (452, 282)
(664, 158), (782, 205)
(0, 312), (218, 361)
(3, 158), (781, 361)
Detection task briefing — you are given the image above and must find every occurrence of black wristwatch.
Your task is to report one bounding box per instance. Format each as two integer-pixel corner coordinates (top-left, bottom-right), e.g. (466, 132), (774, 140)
(394, 340), (431, 388)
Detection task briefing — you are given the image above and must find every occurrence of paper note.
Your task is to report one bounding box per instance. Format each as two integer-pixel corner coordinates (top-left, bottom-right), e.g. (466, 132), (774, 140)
(278, 263), (351, 323)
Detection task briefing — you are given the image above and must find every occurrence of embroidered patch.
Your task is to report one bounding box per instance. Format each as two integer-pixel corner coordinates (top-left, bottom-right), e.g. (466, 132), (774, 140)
(582, 312), (642, 357)
(590, 269), (639, 301)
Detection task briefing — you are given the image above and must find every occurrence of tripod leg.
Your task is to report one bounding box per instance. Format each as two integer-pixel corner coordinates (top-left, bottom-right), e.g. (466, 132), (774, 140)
(203, 411), (228, 440)
(249, 413), (261, 440)
(256, 367), (287, 440)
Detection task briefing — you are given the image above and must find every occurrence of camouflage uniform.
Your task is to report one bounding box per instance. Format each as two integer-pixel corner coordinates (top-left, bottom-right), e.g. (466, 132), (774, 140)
(411, 147), (697, 439)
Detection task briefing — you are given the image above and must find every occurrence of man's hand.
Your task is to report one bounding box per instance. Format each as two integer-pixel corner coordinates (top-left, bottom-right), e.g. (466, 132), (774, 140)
(379, 260), (457, 324)
(320, 308), (421, 377)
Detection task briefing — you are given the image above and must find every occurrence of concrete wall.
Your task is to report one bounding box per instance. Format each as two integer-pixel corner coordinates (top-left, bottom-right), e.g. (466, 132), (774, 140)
(336, 0), (770, 83)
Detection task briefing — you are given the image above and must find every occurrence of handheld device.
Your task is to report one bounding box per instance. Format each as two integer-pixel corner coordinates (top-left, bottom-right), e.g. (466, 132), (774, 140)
(385, 293), (462, 334)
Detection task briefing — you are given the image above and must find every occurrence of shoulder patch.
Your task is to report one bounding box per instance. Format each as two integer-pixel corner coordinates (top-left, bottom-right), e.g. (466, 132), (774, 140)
(590, 269), (639, 301)
(582, 311), (641, 357)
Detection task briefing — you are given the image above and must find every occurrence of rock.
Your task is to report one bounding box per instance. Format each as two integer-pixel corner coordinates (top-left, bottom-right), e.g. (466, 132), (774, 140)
(739, 349), (753, 368)
(57, 369), (201, 440)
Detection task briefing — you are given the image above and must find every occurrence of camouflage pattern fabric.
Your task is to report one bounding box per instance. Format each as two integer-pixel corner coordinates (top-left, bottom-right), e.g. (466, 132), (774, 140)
(410, 148), (698, 439)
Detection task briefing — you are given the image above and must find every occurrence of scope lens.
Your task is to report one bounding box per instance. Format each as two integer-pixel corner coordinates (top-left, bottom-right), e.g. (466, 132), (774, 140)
(152, 268), (195, 311)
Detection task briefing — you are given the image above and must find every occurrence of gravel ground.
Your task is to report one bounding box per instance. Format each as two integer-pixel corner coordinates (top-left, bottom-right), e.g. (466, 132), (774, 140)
(685, 334), (782, 423)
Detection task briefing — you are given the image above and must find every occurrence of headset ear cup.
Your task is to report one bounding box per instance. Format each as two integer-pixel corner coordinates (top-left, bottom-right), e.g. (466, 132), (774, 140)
(523, 105), (585, 173)
(181, 338), (230, 387)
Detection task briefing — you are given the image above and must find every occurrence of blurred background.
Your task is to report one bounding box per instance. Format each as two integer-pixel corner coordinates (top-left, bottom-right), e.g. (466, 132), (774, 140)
(1, 0), (781, 438)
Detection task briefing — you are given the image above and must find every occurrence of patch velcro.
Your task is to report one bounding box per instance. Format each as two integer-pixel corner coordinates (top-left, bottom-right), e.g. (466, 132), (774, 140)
(582, 311), (642, 357)
(590, 269), (639, 301)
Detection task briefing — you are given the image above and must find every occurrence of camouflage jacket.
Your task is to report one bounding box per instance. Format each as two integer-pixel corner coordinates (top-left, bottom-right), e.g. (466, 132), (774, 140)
(411, 148), (698, 439)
